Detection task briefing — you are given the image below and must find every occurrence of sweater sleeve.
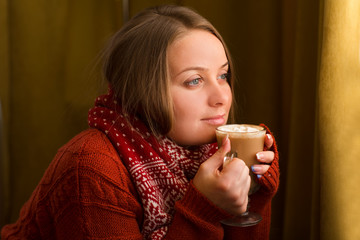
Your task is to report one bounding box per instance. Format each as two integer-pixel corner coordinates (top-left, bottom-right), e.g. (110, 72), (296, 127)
(257, 124), (280, 195)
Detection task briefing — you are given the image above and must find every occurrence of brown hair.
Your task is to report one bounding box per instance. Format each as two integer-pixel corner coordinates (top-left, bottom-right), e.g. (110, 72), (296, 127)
(102, 5), (236, 136)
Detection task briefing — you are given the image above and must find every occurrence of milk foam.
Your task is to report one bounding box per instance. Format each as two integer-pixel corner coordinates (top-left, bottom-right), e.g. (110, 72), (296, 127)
(217, 124), (262, 133)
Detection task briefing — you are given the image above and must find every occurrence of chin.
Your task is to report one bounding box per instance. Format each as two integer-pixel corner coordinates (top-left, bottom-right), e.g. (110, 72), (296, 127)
(168, 127), (217, 146)
(195, 134), (217, 146)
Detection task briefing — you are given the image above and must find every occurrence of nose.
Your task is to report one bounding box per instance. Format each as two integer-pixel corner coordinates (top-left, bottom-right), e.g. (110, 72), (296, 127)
(208, 81), (232, 107)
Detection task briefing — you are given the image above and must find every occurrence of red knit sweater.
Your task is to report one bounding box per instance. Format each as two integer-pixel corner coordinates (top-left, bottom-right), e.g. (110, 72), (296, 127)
(1, 129), (278, 239)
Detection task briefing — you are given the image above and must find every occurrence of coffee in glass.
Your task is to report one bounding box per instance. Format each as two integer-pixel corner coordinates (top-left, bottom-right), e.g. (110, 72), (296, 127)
(215, 124), (266, 227)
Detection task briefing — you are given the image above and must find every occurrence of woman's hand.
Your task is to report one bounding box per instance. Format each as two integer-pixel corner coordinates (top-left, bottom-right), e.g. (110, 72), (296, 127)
(193, 137), (250, 216)
(250, 134), (275, 177)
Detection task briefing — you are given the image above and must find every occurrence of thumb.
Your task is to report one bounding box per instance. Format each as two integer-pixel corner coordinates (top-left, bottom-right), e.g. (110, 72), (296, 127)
(206, 135), (231, 169)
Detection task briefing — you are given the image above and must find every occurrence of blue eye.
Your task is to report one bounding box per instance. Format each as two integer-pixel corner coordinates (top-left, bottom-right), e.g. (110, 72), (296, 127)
(185, 78), (201, 86)
(218, 73), (228, 80)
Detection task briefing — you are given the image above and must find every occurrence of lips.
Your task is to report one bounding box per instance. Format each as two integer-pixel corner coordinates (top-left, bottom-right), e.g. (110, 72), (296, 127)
(201, 114), (226, 125)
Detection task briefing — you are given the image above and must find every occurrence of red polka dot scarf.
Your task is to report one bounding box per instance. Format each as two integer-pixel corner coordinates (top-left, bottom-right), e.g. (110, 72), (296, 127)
(88, 90), (218, 239)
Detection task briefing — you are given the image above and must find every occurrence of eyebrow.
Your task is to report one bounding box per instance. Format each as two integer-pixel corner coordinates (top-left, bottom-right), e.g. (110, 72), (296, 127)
(175, 62), (229, 77)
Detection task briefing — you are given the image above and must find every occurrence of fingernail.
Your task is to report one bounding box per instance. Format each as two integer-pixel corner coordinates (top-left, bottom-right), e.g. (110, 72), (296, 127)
(257, 174), (262, 179)
(267, 134), (272, 141)
(251, 166), (261, 173)
(256, 153), (264, 160)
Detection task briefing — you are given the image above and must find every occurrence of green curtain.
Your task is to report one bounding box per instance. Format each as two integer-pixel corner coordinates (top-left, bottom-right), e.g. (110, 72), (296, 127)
(1, 1), (360, 239)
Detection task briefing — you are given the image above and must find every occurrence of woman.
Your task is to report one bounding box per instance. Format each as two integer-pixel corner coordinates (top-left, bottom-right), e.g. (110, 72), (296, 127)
(1, 5), (279, 240)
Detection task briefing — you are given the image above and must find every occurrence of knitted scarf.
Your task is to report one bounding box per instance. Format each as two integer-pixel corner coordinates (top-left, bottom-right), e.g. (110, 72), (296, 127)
(88, 91), (218, 239)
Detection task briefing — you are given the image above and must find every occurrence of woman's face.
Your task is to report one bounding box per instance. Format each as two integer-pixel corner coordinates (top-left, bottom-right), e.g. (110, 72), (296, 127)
(167, 29), (232, 146)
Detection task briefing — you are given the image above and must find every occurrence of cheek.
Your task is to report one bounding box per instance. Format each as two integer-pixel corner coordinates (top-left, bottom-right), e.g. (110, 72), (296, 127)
(168, 91), (203, 143)
(224, 85), (233, 108)
(228, 88), (233, 109)
(172, 96), (198, 125)
(172, 89), (200, 117)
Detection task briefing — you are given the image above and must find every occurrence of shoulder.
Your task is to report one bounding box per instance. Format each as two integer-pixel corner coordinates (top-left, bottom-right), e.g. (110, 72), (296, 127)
(38, 129), (141, 211)
(53, 128), (132, 186)
(58, 128), (116, 157)
(37, 128), (136, 199)
(53, 128), (119, 173)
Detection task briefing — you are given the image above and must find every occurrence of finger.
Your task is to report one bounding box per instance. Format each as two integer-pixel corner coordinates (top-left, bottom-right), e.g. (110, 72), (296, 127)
(264, 134), (273, 150)
(205, 135), (231, 169)
(238, 175), (251, 213)
(256, 151), (275, 164)
(222, 158), (250, 182)
(235, 188), (250, 214)
(251, 164), (270, 175)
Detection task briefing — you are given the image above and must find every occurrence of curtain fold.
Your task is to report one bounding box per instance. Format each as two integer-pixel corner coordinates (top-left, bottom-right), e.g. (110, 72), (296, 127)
(0, 0), (11, 228)
(318, 0), (360, 239)
(0, 0), (122, 225)
(282, 1), (360, 239)
(281, 1), (320, 239)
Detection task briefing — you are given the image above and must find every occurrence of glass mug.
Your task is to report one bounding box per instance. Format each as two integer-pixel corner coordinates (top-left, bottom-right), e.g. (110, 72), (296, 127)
(215, 124), (266, 227)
